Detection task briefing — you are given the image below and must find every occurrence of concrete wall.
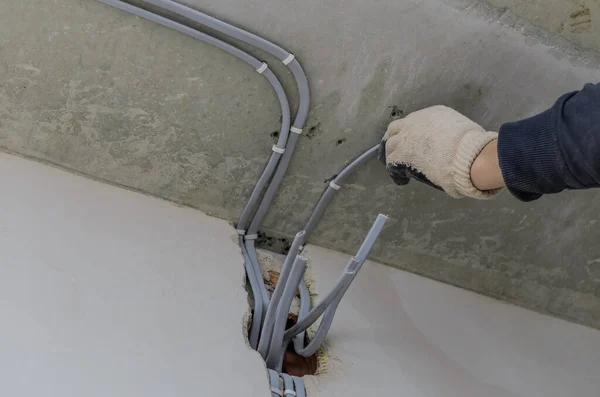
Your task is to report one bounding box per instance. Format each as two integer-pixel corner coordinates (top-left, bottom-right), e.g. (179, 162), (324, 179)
(483, 0), (600, 52)
(1, 0), (600, 329)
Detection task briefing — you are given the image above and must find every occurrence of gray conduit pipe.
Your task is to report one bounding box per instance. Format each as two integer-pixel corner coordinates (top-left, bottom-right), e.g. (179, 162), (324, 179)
(302, 145), (380, 241)
(294, 297), (340, 357)
(268, 369), (283, 397)
(140, 1), (313, 328)
(283, 214), (388, 343)
(293, 276), (311, 353)
(269, 214), (387, 370)
(240, 237), (265, 348)
(280, 374), (296, 397)
(248, 144), (380, 342)
(140, 0), (311, 230)
(257, 231), (306, 359)
(258, 145), (379, 356)
(93, 0), (292, 350)
(265, 255), (308, 370)
(292, 376), (306, 397)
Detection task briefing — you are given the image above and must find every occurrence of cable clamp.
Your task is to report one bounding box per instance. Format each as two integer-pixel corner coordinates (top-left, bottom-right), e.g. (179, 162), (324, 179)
(282, 53), (295, 65)
(344, 269), (357, 275)
(245, 234), (258, 241)
(284, 390), (297, 396)
(329, 181), (341, 190)
(270, 387), (283, 396)
(236, 229), (246, 235)
(256, 62), (268, 74)
(272, 145), (286, 154)
(290, 126), (303, 135)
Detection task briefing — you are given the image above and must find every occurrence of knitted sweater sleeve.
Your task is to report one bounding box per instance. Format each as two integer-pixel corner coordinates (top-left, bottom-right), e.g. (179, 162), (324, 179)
(498, 83), (600, 201)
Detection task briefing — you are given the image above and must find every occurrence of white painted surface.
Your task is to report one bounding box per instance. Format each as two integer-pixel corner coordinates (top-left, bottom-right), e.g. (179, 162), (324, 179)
(303, 245), (600, 397)
(0, 153), (268, 397)
(2, 151), (599, 397)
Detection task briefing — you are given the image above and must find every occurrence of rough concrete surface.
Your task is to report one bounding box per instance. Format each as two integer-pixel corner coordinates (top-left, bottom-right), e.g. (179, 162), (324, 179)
(483, 0), (600, 52)
(0, 151), (269, 396)
(1, 0), (600, 328)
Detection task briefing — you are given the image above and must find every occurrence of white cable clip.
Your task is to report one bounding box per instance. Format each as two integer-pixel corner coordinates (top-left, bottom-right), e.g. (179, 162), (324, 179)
(329, 181), (341, 190)
(245, 234), (258, 241)
(282, 53), (295, 65)
(344, 269), (357, 275)
(256, 62), (268, 74)
(272, 145), (286, 154)
(236, 229), (246, 235)
(284, 390), (297, 397)
(270, 387), (283, 397)
(290, 126), (303, 135)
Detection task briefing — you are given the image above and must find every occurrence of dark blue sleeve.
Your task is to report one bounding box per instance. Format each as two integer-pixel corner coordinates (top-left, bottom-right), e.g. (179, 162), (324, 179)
(498, 83), (600, 201)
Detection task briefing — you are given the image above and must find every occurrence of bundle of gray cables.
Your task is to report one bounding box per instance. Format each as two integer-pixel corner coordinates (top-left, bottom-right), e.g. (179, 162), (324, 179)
(93, 0), (386, 392)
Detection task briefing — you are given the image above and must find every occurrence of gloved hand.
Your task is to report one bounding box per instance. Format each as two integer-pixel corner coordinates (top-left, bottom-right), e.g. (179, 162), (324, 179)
(378, 106), (502, 199)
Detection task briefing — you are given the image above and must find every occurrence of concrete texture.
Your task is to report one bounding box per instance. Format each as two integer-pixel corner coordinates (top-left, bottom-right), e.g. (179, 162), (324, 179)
(483, 0), (600, 52)
(1, 0), (600, 329)
(303, 245), (600, 397)
(0, 152), (270, 396)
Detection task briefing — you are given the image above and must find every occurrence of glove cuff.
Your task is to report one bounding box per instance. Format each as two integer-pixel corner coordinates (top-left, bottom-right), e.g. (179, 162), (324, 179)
(452, 130), (502, 199)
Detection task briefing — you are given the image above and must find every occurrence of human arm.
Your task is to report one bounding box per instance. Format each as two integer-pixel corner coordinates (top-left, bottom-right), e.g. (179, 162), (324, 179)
(380, 83), (600, 200)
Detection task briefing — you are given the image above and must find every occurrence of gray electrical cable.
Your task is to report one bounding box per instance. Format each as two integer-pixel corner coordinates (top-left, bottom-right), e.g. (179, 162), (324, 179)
(258, 231), (305, 358)
(272, 212), (387, 364)
(244, 241), (270, 318)
(280, 374), (296, 397)
(268, 369), (282, 397)
(294, 297), (340, 357)
(266, 255), (308, 370)
(293, 276), (311, 353)
(94, 1), (385, 386)
(240, 236), (265, 349)
(140, 0), (310, 231)
(303, 145), (379, 239)
(284, 214), (387, 342)
(94, 0), (293, 351)
(292, 376), (306, 397)
(141, 0), (310, 127)
(138, 2), (315, 346)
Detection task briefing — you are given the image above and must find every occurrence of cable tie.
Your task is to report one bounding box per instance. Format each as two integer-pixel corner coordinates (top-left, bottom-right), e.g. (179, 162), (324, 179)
(272, 145), (286, 154)
(256, 62), (268, 74)
(290, 126), (303, 135)
(284, 390), (297, 397)
(282, 53), (295, 65)
(344, 269), (357, 275)
(236, 229), (246, 235)
(329, 181), (341, 190)
(245, 234), (258, 241)
(270, 387), (283, 397)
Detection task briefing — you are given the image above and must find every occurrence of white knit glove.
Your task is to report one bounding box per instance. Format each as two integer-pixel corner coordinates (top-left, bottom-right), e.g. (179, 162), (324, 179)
(379, 106), (502, 199)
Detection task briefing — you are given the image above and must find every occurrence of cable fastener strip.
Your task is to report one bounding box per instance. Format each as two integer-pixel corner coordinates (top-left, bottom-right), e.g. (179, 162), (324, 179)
(272, 145), (286, 154)
(329, 181), (341, 190)
(290, 126), (303, 135)
(282, 53), (295, 65)
(256, 62), (268, 74)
